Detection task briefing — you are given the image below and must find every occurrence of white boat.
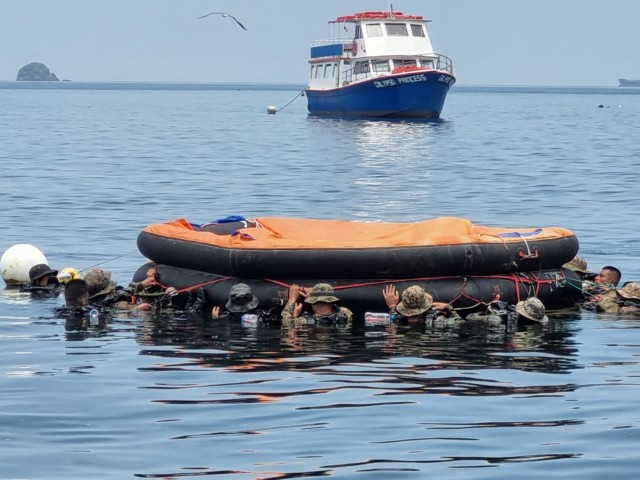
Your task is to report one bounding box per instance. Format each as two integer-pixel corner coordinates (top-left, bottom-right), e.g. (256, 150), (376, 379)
(305, 9), (456, 118)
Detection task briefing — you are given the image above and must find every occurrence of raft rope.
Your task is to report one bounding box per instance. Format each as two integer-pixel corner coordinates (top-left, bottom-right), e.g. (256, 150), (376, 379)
(275, 89), (306, 113)
(153, 264), (231, 296)
(267, 271), (565, 312)
(516, 235), (540, 260)
(73, 249), (140, 274)
(134, 278), (234, 308)
(484, 231), (542, 261)
(143, 268), (571, 311)
(563, 276), (584, 292)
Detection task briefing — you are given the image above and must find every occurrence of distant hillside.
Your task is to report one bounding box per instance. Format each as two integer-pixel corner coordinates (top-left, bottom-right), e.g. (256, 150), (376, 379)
(16, 62), (59, 81)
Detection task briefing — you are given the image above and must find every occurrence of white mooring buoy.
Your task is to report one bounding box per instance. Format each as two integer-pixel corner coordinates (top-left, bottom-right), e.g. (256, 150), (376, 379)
(0, 244), (48, 286)
(266, 105), (277, 115)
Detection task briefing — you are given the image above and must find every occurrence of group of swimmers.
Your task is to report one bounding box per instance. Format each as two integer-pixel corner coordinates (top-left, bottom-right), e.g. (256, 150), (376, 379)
(563, 257), (640, 315)
(17, 254), (639, 330)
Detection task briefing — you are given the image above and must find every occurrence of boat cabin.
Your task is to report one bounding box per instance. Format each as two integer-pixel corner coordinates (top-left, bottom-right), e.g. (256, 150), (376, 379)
(309, 11), (453, 89)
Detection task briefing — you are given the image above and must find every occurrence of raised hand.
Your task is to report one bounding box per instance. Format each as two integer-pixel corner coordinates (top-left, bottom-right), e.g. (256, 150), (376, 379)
(382, 284), (400, 308)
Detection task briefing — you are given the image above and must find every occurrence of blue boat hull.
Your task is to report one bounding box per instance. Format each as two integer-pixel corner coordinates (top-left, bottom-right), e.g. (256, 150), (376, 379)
(306, 70), (454, 118)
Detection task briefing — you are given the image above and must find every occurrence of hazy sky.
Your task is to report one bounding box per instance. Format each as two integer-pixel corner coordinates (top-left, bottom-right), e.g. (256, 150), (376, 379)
(1, 0), (637, 86)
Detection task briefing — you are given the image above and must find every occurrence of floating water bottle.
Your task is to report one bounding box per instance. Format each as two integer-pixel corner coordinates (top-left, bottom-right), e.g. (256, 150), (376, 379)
(89, 309), (99, 324)
(241, 313), (259, 327)
(365, 312), (392, 326)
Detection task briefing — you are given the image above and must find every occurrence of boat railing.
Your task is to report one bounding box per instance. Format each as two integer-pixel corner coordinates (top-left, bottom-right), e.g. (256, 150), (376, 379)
(340, 53), (454, 85)
(434, 54), (454, 74)
(311, 38), (352, 48)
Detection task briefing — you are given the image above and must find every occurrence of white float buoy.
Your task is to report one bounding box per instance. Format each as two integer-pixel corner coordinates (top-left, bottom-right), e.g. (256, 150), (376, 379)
(0, 244), (48, 286)
(267, 105), (277, 114)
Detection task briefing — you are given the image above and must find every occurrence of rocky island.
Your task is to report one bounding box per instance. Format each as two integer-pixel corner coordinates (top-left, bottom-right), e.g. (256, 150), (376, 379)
(16, 62), (59, 81)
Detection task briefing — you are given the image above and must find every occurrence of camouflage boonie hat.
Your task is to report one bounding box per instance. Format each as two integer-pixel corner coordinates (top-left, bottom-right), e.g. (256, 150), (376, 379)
(225, 283), (259, 313)
(515, 297), (548, 322)
(563, 256), (588, 273)
(305, 283), (340, 304)
(396, 285), (433, 317)
(84, 268), (117, 298)
(616, 282), (640, 301)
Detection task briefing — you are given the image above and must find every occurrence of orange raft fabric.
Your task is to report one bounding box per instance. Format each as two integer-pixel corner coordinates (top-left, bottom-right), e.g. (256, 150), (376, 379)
(143, 217), (575, 250)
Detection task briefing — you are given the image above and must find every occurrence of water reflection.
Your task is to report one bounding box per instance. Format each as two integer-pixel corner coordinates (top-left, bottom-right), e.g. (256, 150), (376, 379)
(305, 116), (452, 221)
(129, 311), (581, 378)
(10, 305), (638, 479)
(0, 287), (38, 305)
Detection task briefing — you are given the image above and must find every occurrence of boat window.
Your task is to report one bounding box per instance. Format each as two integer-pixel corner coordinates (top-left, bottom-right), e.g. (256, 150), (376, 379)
(393, 59), (417, 68)
(366, 24), (383, 37)
(332, 64), (338, 77)
(355, 61), (370, 74)
(421, 59), (434, 68)
(410, 24), (425, 37)
(386, 23), (409, 36)
(315, 66), (322, 78)
(372, 60), (390, 73)
(324, 64), (332, 78)
(310, 65), (314, 78)
(355, 25), (362, 39)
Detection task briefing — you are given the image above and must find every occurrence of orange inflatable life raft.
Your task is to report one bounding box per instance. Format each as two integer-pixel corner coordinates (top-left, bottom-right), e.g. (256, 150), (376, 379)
(137, 216), (578, 280)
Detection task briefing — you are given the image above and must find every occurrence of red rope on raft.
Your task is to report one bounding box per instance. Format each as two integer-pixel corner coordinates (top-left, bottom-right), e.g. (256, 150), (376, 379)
(152, 265), (233, 294)
(172, 277), (232, 294)
(150, 269), (566, 307)
(266, 270), (566, 307)
(266, 272), (561, 290)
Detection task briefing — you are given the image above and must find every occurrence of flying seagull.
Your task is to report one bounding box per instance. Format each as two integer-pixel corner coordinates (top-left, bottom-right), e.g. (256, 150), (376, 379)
(197, 12), (247, 31)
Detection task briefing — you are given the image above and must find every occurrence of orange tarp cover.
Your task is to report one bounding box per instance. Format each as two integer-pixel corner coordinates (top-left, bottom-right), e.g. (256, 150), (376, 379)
(144, 217), (574, 250)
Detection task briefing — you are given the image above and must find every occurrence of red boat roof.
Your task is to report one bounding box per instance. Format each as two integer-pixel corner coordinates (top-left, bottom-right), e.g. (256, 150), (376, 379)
(333, 11), (424, 23)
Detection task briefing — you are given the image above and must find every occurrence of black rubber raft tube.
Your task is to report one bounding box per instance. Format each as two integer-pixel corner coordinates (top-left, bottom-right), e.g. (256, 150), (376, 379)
(132, 263), (582, 315)
(136, 230), (579, 280)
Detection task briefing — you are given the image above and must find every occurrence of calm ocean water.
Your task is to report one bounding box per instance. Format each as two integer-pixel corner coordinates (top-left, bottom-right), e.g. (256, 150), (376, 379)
(1, 82), (639, 479)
